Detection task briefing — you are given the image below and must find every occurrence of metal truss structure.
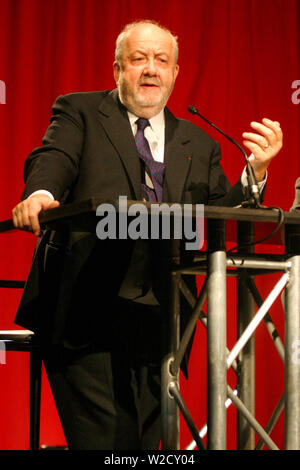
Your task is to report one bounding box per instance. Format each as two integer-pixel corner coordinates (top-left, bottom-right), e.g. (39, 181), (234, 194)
(161, 209), (300, 451)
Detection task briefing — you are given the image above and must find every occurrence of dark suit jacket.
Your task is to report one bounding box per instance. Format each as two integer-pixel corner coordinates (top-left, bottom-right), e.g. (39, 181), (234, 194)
(15, 89), (245, 353)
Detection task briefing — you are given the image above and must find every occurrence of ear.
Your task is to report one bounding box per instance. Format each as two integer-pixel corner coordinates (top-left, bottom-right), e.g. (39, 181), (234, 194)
(174, 64), (179, 80)
(113, 61), (120, 84)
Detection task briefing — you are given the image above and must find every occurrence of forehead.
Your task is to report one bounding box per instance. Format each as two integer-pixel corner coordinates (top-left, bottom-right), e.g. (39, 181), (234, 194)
(123, 24), (175, 55)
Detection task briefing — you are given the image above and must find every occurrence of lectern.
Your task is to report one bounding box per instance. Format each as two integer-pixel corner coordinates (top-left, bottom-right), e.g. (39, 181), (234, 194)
(1, 199), (299, 450)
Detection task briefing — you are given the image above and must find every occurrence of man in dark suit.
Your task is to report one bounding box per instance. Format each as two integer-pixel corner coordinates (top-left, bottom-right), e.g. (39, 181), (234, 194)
(12, 20), (283, 450)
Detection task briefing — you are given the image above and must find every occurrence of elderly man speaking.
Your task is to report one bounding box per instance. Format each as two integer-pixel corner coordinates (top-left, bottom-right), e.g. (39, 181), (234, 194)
(12, 20), (282, 450)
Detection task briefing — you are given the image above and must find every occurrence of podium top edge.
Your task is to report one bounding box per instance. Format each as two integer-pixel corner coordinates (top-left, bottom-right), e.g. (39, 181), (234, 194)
(38, 198), (300, 225)
(1, 198), (300, 233)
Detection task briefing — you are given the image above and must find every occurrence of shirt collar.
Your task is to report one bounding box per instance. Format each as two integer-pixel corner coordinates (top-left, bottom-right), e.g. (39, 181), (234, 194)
(127, 109), (165, 137)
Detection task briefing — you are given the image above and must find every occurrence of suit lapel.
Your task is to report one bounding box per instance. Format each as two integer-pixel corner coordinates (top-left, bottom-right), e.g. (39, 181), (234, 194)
(97, 90), (142, 200)
(163, 108), (193, 203)
(97, 91), (192, 203)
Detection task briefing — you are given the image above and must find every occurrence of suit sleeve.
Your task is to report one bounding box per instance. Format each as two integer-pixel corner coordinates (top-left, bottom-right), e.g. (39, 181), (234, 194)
(22, 94), (84, 200)
(208, 141), (245, 207)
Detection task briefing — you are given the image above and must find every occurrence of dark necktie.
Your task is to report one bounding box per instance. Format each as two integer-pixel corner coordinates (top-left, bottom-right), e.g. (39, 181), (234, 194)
(135, 118), (165, 202)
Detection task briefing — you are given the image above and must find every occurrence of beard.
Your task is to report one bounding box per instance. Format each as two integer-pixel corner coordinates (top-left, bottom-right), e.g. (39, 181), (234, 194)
(117, 74), (174, 116)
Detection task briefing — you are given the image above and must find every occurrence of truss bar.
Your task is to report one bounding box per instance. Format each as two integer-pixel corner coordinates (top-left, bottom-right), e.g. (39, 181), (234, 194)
(169, 381), (206, 450)
(179, 279), (208, 330)
(193, 252), (287, 264)
(175, 258), (289, 276)
(246, 277), (285, 362)
(284, 254), (300, 449)
(185, 390), (238, 451)
(227, 258), (290, 271)
(179, 278), (238, 374)
(178, 267), (237, 276)
(237, 270), (255, 449)
(179, 277), (206, 309)
(227, 386), (279, 450)
(207, 248), (227, 449)
(255, 393), (285, 450)
(175, 267), (209, 275)
(161, 239), (181, 450)
(227, 272), (289, 369)
(171, 278), (207, 376)
(235, 221), (255, 450)
(161, 355), (179, 450)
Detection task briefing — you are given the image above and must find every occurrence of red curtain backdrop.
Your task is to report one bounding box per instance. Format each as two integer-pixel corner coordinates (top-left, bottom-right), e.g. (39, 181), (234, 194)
(0, 0), (299, 450)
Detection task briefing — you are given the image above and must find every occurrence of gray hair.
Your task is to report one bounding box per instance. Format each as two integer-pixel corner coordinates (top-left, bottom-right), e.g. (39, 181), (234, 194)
(115, 20), (179, 66)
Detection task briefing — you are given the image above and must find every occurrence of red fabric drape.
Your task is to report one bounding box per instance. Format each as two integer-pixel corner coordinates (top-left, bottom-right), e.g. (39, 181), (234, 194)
(0, 0), (299, 450)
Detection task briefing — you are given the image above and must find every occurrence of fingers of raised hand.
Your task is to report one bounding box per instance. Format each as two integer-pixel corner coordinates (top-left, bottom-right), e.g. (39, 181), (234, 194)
(242, 118), (282, 155)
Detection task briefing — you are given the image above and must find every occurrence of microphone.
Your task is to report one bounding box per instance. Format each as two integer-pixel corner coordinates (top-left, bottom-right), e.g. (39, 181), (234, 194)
(188, 105), (261, 208)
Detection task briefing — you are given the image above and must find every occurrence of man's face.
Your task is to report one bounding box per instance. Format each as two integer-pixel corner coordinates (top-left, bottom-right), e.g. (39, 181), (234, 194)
(114, 24), (179, 118)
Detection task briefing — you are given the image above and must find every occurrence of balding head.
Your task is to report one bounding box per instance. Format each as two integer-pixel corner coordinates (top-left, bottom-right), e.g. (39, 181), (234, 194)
(115, 20), (179, 68)
(113, 21), (179, 118)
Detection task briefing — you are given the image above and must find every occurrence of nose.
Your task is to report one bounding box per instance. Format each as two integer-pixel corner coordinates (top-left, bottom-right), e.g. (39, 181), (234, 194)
(143, 57), (157, 76)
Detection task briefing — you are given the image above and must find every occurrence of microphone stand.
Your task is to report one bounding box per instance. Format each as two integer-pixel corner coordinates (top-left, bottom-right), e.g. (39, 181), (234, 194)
(188, 105), (261, 208)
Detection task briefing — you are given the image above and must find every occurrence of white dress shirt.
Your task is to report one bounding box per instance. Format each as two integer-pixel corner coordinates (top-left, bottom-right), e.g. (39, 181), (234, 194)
(127, 109), (165, 163)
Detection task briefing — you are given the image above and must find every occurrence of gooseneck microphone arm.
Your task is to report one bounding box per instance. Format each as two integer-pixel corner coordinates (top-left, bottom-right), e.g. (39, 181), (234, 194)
(188, 105), (261, 208)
